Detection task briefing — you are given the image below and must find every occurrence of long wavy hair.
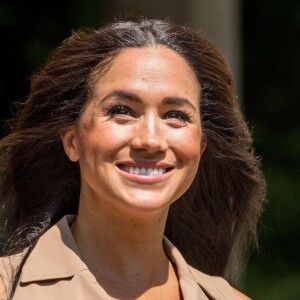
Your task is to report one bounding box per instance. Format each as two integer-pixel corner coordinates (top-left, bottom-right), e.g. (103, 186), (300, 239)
(0, 18), (265, 294)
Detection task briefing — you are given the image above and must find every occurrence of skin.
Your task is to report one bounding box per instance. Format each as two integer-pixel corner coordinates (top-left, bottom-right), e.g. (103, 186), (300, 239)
(61, 46), (247, 299)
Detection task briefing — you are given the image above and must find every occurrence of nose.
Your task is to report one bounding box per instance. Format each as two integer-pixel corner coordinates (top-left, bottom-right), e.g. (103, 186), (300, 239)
(130, 115), (168, 154)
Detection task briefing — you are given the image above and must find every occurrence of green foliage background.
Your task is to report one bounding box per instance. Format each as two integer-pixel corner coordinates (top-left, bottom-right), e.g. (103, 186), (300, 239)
(243, 2), (300, 299)
(0, 1), (299, 299)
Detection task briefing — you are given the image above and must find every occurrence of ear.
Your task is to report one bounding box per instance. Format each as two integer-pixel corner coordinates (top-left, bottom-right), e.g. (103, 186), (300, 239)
(61, 126), (79, 162)
(200, 139), (207, 158)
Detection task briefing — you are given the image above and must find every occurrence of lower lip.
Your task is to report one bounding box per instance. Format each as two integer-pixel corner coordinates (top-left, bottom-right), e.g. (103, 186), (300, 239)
(116, 167), (175, 184)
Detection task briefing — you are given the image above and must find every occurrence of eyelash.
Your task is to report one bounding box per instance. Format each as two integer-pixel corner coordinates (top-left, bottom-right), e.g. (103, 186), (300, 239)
(163, 110), (192, 123)
(107, 105), (191, 123)
(107, 105), (135, 117)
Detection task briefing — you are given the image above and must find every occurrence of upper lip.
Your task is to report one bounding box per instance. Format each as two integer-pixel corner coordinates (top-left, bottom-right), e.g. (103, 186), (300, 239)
(116, 160), (175, 169)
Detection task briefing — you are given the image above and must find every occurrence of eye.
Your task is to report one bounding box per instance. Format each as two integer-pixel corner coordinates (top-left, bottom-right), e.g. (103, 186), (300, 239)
(163, 110), (191, 123)
(108, 105), (136, 118)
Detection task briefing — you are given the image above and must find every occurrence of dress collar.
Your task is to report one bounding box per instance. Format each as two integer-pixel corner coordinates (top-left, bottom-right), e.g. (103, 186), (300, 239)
(20, 215), (85, 283)
(20, 215), (237, 300)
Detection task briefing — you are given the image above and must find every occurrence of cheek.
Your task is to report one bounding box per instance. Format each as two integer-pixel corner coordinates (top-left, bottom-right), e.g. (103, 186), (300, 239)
(78, 123), (130, 160)
(181, 140), (202, 170)
(168, 129), (202, 198)
(169, 128), (202, 167)
(174, 128), (201, 155)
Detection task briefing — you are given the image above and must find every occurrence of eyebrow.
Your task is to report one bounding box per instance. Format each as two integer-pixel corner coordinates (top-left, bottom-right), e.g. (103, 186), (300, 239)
(100, 90), (141, 104)
(99, 90), (197, 111)
(161, 97), (197, 111)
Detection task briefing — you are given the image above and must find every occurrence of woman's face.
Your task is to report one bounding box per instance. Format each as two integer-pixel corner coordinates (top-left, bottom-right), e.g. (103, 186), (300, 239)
(62, 46), (206, 216)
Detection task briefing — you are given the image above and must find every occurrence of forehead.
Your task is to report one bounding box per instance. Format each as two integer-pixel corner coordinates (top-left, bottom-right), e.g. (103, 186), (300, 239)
(92, 46), (200, 100)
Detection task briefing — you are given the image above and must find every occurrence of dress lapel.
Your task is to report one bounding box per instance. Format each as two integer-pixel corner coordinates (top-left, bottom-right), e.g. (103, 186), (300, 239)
(17, 215), (111, 300)
(163, 237), (240, 300)
(163, 237), (213, 300)
(20, 216), (85, 284)
(16, 217), (237, 300)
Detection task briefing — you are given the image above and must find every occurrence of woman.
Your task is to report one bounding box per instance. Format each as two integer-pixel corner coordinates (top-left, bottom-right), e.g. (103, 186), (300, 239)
(0, 19), (265, 299)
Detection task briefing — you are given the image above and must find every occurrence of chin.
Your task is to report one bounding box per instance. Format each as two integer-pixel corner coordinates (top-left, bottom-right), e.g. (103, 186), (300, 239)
(117, 193), (175, 214)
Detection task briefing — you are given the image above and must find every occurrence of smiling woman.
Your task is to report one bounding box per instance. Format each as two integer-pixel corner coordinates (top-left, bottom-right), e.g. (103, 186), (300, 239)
(62, 47), (203, 216)
(0, 19), (264, 300)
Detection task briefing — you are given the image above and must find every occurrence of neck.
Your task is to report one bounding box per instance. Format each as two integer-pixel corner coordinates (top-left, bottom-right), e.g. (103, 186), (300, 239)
(72, 195), (170, 286)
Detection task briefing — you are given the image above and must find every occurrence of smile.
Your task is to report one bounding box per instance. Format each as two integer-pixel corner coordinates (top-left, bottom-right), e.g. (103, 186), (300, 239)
(118, 165), (168, 176)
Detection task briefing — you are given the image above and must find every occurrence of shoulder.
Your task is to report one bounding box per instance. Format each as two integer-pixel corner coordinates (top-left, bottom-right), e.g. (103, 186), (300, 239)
(0, 251), (27, 300)
(232, 287), (252, 300)
(163, 237), (252, 300)
(0, 274), (7, 300)
(189, 266), (251, 300)
(0, 256), (13, 300)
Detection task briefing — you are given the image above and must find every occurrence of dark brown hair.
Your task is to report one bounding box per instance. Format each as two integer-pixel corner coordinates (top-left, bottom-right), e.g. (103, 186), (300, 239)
(0, 19), (265, 292)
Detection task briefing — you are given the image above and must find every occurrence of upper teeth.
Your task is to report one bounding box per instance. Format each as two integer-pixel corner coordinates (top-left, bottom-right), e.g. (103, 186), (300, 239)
(121, 166), (167, 176)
